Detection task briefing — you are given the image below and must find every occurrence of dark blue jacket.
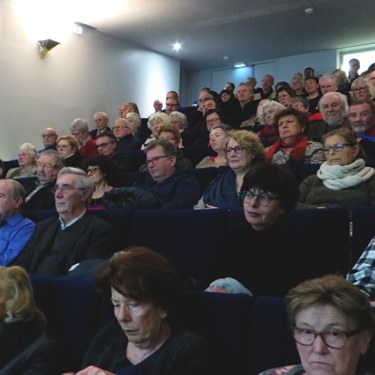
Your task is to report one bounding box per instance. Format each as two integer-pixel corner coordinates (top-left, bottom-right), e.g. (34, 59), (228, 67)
(116, 134), (142, 153)
(132, 171), (200, 210)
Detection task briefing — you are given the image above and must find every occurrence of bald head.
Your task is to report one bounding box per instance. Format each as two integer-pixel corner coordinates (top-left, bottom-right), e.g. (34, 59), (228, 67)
(42, 128), (58, 147)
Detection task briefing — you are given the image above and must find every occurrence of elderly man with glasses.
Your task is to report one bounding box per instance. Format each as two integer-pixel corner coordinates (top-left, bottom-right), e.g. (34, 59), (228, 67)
(23, 150), (65, 211)
(39, 128), (58, 152)
(13, 168), (114, 277)
(113, 118), (142, 153)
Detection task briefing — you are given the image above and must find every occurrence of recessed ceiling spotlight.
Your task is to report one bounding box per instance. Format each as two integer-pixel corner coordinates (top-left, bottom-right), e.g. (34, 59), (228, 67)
(223, 56), (229, 60)
(234, 62), (246, 68)
(173, 43), (181, 51)
(305, 7), (314, 14)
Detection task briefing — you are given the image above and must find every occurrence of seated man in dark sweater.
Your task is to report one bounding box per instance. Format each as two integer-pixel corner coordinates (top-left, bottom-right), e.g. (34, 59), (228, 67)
(23, 150), (65, 211)
(132, 140), (200, 209)
(113, 118), (142, 153)
(13, 167), (114, 277)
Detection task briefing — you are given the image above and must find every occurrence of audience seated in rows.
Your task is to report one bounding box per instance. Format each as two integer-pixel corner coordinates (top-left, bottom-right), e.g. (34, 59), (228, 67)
(298, 128), (375, 208)
(195, 130), (265, 209)
(0, 180), (35, 265)
(23, 150), (64, 211)
(6, 143), (37, 179)
(13, 167), (114, 277)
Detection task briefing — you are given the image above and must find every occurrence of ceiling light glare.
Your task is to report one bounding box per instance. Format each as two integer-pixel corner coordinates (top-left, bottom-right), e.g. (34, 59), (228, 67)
(234, 62), (246, 68)
(173, 43), (181, 51)
(305, 8), (314, 14)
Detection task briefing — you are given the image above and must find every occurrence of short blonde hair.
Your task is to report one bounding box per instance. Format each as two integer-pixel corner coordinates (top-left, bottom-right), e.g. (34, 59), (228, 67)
(0, 266), (45, 323)
(226, 130), (266, 165)
(57, 135), (79, 152)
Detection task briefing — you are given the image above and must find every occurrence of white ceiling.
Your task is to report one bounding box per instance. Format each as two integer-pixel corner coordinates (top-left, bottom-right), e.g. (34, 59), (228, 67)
(88, 0), (375, 72)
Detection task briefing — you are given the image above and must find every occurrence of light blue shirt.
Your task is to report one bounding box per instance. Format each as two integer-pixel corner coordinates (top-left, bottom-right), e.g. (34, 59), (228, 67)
(0, 213), (35, 266)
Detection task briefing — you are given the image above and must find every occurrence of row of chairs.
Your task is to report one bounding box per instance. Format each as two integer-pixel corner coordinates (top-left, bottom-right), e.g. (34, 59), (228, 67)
(29, 276), (375, 375)
(22, 207), (375, 286)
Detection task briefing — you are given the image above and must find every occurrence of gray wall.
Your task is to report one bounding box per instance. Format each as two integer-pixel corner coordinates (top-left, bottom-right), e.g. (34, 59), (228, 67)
(0, 1), (180, 160)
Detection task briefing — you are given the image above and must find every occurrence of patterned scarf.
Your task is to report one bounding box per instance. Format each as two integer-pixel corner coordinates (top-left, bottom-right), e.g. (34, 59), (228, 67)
(266, 134), (308, 164)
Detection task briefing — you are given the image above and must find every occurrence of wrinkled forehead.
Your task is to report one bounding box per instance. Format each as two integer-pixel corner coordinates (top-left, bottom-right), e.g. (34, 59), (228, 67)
(57, 173), (78, 187)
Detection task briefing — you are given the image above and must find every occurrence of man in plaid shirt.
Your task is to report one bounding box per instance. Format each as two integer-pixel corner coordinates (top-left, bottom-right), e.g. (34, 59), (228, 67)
(347, 236), (375, 300)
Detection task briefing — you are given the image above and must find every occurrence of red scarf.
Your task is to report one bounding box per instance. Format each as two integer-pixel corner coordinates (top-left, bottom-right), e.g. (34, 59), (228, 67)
(266, 134), (308, 164)
(261, 125), (279, 141)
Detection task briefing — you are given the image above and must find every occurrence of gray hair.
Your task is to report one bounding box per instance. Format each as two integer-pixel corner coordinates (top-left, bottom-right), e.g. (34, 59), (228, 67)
(147, 112), (171, 130)
(169, 111), (188, 129)
(319, 92), (349, 114)
(38, 150), (65, 169)
(319, 74), (339, 86)
(126, 112), (141, 131)
(238, 82), (253, 92)
(19, 143), (38, 163)
(70, 118), (89, 134)
(7, 179), (26, 201)
(57, 167), (94, 203)
(258, 101), (286, 124)
(94, 112), (109, 121)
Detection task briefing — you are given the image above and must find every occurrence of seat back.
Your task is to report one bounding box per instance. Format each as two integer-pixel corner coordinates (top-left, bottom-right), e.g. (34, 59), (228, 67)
(30, 276), (102, 372)
(129, 209), (228, 284)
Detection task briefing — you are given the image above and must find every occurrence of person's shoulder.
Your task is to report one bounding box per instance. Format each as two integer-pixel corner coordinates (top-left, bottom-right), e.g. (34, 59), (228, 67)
(258, 364), (303, 375)
(83, 211), (113, 229)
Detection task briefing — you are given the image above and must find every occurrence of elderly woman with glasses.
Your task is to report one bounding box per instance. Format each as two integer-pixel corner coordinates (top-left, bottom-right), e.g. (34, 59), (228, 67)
(57, 135), (83, 168)
(194, 130), (266, 209)
(207, 163), (303, 297)
(258, 275), (374, 375)
(298, 128), (375, 208)
(6, 143), (38, 179)
(351, 77), (375, 102)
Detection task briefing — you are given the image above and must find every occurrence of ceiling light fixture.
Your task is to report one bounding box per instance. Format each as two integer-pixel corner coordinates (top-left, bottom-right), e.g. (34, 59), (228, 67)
(234, 62), (246, 68)
(305, 7), (314, 14)
(173, 43), (181, 51)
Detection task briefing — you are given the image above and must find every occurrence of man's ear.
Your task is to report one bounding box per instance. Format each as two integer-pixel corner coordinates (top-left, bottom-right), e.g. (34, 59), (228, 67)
(170, 156), (177, 167)
(80, 189), (91, 203)
(14, 197), (23, 210)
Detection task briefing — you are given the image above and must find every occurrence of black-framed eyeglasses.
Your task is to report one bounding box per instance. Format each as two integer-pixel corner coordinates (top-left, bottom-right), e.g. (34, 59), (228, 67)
(225, 146), (245, 155)
(147, 155), (169, 166)
(322, 143), (353, 154)
(240, 190), (279, 206)
(96, 142), (111, 149)
(292, 327), (364, 349)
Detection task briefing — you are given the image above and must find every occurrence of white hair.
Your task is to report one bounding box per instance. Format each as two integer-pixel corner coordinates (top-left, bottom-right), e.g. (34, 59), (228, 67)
(258, 101), (286, 124)
(147, 112), (171, 130)
(169, 111), (188, 129)
(19, 143), (38, 162)
(70, 118), (89, 134)
(319, 92), (349, 115)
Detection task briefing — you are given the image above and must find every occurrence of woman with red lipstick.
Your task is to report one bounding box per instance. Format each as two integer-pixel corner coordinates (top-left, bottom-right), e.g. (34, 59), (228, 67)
(298, 128), (375, 208)
(207, 163), (305, 297)
(258, 275), (374, 375)
(70, 247), (207, 375)
(266, 108), (325, 165)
